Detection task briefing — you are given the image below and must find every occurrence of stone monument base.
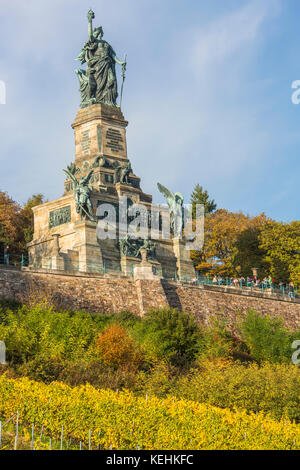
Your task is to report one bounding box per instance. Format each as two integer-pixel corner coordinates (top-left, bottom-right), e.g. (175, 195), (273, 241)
(133, 265), (158, 281)
(133, 249), (162, 280)
(27, 102), (196, 281)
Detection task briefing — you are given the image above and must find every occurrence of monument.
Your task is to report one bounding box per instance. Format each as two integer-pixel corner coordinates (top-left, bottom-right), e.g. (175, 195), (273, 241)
(27, 11), (196, 281)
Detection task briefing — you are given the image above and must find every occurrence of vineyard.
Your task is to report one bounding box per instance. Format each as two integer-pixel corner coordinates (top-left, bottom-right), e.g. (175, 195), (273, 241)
(0, 375), (299, 450)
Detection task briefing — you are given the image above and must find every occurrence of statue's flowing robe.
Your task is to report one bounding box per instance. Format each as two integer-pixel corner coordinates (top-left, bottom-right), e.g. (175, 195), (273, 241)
(82, 39), (118, 106)
(75, 69), (89, 107)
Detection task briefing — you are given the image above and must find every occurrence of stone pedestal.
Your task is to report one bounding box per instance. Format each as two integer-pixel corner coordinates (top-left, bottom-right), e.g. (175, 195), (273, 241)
(50, 234), (64, 270)
(173, 239), (196, 280)
(72, 104), (129, 165)
(133, 249), (162, 281)
(120, 256), (136, 276)
(133, 264), (156, 280)
(73, 221), (103, 273)
(27, 102), (195, 282)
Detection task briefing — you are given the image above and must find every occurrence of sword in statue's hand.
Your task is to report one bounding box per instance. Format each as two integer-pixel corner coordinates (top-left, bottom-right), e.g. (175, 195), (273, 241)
(120, 54), (127, 110)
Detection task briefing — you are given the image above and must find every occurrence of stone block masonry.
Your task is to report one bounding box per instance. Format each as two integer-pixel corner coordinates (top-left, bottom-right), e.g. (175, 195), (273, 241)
(161, 282), (300, 332)
(0, 267), (299, 331)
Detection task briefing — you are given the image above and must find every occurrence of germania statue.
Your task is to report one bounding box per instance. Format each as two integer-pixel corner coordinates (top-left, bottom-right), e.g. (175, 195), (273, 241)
(76, 10), (127, 108)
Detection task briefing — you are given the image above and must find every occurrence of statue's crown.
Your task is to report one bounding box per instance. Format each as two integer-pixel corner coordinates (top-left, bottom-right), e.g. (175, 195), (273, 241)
(94, 26), (103, 36)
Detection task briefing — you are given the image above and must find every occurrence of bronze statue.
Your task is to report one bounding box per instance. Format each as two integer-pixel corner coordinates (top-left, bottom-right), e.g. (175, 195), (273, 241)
(119, 234), (140, 258)
(76, 10), (126, 108)
(67, 162), (80, 175)
(114, 162), (132, 184)
(119, 236), (156, 260)
(63, 168), (95, 221)
(157, 183), (184, 238)
(139, 239), (156, 261)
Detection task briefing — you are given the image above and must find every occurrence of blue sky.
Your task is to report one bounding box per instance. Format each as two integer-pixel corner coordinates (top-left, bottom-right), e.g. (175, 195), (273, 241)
(0, 0), (299, 221)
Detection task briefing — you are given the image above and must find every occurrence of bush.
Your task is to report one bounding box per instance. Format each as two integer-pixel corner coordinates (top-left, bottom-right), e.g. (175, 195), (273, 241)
(196, 315), (253, 363)
(109, 310), (140, 327)
(135, 362), (177, 398)
(58, 359), (139, 390)
(95, 324), (143, 370)
(0, 302), (110, 364)
(133, 308), (200, 367)
(240, 310), (300, 363)
(17, 355), (65, 383)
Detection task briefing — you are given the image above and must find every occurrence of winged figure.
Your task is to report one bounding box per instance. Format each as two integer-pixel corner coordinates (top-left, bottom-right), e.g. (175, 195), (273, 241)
(157, 183), (184, 238)
(63, 168), (95, 221)
(67, 162), (80, 175)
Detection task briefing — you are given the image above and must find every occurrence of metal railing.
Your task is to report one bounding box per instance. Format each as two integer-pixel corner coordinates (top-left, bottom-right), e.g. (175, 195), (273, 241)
(180, 275), (299, 300)
(0, 254), (28, 268)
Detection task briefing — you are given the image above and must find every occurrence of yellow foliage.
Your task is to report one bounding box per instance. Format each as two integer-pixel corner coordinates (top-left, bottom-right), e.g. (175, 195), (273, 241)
(0, 375), (299, 450)
(95, 324), (142, 370)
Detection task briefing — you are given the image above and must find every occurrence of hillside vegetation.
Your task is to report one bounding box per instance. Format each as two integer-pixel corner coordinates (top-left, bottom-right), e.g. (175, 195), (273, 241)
(0, 375), (299, 450)
(0, 300), (299, 427)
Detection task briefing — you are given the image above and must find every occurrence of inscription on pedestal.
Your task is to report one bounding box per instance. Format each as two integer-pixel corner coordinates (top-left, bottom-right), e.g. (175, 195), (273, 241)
(105, 128), (124, 153)
(81, 130), (91, 154)
(97, 125), (102, 152)
(49, 206), (71, 228)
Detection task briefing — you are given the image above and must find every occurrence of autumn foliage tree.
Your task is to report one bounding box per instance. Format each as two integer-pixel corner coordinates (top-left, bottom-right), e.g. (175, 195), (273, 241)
(0, 191), (45, 257)
(95, 324), (143, 370)
(233, 215), (270, 277)
(0, 191), (25, 255)
(191, 210), (270, 277)
(259, 221), (300, 287)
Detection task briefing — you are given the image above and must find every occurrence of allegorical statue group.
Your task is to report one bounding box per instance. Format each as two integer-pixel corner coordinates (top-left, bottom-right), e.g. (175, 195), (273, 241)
(119, 236), (156, 261)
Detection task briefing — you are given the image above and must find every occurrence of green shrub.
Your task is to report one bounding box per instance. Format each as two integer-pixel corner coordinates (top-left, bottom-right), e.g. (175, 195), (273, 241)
(0, 302), (110, 364)
(109, 310), (141, 327)
(135, 362), (177, 397)
(240, 310), (300, 363)
(17, 355), (65, 383)
(57, 359), (139, 390)
(132, 308), (201, 367)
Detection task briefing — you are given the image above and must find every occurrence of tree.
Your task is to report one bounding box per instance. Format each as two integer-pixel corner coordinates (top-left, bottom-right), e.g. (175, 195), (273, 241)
(191, 210), (269, 277)
(233, 214), (270, 277)
(0, 192), (45, 256)
(190, 184), (217, 218)
(259, 221), (300, 286)
(21, 194), (45, 243)
(191, 210), (250, 276)
(0, 191), (24, 254)
(241, 310), (300, 363)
